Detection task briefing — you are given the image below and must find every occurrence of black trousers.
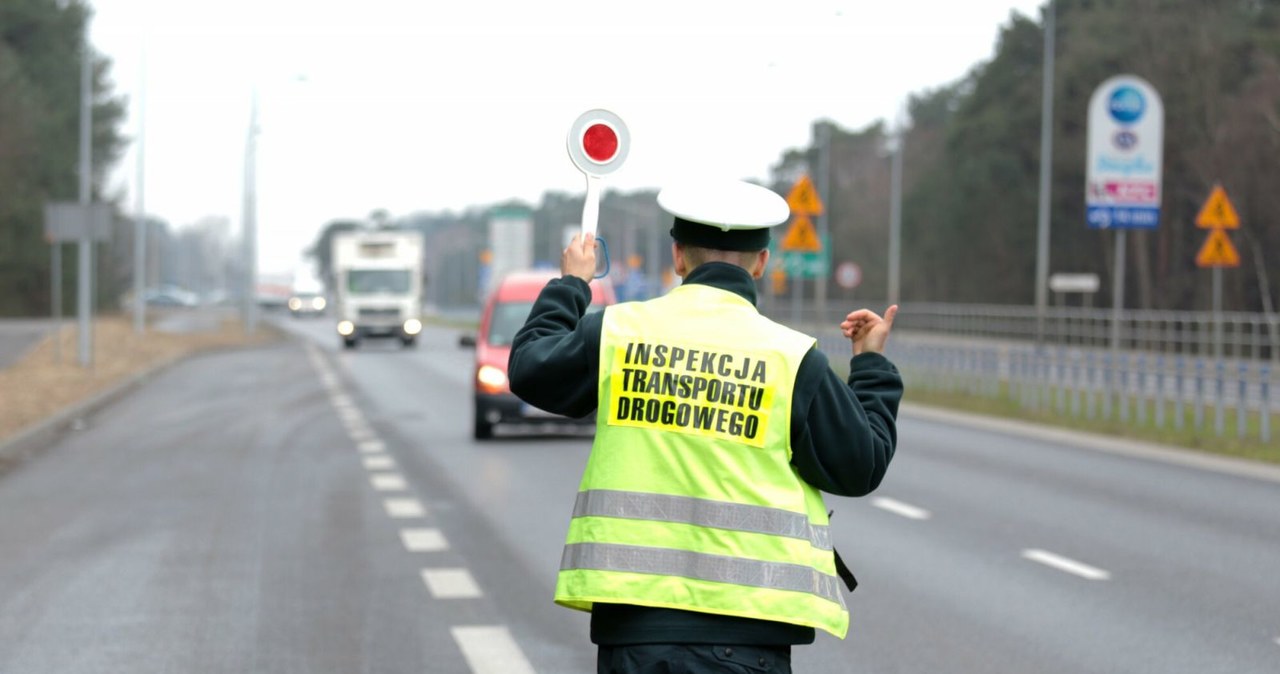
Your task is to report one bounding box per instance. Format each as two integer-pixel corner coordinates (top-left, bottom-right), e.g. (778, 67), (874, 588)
(597, 643), (792, 674)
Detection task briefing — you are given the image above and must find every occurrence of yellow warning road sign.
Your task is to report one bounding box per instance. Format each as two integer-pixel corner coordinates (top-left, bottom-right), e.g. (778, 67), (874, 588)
(786, 175), (824, 216)
(1195, 185), (1240, 229)
(780, 214), (822, 252)
(1195, 228), (1240, 268)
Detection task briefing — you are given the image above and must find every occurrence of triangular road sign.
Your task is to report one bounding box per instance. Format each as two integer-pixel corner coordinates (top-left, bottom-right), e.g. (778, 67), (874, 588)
(786, 175), (825, 216)
(780, 214), (822, 252)
(1195, 228), (1240, 268)
(1195, 185), (1240, 229)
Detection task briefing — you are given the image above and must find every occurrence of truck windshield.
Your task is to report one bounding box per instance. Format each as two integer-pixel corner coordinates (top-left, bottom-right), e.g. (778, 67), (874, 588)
(348, 269), (411, 294)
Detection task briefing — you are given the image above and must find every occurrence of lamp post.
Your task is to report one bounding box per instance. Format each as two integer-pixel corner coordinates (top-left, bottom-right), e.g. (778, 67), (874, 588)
(242, 90), (259, 335)
(1034, 1), (1057, 346)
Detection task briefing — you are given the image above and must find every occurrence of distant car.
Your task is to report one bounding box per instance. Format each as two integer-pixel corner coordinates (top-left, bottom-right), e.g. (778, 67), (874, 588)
(144, 287), (199, 308)
(460, 269), (616, 440)
(288, 292), (327, 317)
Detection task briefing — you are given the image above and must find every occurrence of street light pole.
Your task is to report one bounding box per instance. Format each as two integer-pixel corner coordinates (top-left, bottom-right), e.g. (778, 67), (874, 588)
(887, 123), (903, 306)
(77, 23), (94, 367)
(1034, 1), (1057, 346)
(242, 90), (259, 335)
(133, 43), (147, 335)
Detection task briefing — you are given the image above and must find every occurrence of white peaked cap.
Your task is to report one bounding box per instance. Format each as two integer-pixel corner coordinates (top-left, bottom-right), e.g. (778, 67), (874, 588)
(657, 179), (790, 231)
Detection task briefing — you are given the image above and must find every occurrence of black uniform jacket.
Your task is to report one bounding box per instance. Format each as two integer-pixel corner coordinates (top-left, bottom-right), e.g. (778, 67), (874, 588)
(508, 261), (903, 646)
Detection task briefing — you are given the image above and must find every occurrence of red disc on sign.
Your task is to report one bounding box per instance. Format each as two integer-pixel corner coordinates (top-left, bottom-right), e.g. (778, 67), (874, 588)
(583, 124), (619, 163)
(568, 109), (629, 176)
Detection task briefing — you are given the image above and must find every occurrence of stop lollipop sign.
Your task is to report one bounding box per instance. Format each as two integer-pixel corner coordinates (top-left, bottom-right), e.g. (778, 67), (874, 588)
(567, 109), (629, 237)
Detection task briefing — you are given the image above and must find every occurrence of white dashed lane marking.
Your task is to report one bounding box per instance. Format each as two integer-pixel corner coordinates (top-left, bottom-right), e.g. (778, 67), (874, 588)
(451, 626), (536, 674)
(1022, 549), (1111, 581)
(383, 498), (426, 518)
(400, 528), (449, 552)
(422, 568), (483, 598)
(359, 439), (386, 453)
(362, 455), (395, 470)
(871, 497), (931, 520)
(370, 473), (408, 491)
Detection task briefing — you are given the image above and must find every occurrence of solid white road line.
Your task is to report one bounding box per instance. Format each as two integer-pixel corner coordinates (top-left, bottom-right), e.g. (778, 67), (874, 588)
(359, 439), (386, 453)
(1021, 549), (1111, 581)
(871, 497), (931, 520)
(362, 455), (395, 470)
(400, 528), (449, 552)
(370, 473), (407, 491)
(421, 568), (482, 598)
(451, 626), (536, 674)
(384, 498), (426, 518)
(1273, 635), (1280, 647)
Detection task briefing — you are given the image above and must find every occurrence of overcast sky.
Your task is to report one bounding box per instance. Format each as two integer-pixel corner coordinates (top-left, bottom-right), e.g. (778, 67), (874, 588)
(88, 0), (1045, 276)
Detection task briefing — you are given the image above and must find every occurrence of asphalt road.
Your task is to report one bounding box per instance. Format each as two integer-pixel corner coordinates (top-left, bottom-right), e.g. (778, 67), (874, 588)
(1, 312), (1278, 673)
(0, 319), (52, 368)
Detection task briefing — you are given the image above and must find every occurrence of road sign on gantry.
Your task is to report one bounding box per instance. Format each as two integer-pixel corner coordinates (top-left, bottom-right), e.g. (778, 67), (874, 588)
(568, 109), (630, 238)
(1195, 184), (1239, 229)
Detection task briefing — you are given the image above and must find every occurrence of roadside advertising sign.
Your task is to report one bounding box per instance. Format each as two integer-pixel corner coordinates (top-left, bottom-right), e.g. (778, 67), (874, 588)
(1085, 75), (1164, 229)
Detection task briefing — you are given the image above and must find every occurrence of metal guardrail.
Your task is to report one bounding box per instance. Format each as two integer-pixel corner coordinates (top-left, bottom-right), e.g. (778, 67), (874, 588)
(776, 302), (1278, 446)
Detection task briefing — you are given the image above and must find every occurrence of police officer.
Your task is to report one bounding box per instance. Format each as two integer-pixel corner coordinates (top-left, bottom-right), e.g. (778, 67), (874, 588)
(508, 178), (902, 674)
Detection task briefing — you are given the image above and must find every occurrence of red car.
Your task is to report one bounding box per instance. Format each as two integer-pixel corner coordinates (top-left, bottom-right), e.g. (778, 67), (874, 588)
(461, 269), (616, 440)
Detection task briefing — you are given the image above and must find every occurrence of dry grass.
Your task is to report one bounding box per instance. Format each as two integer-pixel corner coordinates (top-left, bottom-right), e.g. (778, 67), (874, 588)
(0, 313), (281, 446)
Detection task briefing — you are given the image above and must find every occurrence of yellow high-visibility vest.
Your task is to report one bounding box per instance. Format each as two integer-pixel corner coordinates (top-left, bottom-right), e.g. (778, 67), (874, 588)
(555, 282), (850, 638)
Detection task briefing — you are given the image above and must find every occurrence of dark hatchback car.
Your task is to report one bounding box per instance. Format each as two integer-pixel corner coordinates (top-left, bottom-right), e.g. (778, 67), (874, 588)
(460, 269), (616, 440)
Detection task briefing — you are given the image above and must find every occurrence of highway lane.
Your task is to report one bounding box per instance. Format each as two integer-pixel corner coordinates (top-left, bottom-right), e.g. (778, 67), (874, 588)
(2, 310), (1277, 673)
(0, 319), (51, 367)
(0, 325), (586, 673)
(279, 316), (1280, 673)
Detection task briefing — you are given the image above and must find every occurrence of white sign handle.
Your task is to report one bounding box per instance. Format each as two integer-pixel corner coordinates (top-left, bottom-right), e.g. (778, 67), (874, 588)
(581, 175), (602, 238)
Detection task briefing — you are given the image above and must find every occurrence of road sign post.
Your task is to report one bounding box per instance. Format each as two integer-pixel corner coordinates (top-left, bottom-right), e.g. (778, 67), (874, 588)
(780, 175), (825, 324)
(1194, 184), (1242, 359)
(1086, 75), (1165, 355)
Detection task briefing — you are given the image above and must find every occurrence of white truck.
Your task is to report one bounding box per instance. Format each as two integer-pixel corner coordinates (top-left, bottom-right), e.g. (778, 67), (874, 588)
(331, 229), (425, 349)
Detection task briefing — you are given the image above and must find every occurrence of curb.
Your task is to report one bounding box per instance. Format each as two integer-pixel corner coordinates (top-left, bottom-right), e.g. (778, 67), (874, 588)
(902, 402), (1280, 485)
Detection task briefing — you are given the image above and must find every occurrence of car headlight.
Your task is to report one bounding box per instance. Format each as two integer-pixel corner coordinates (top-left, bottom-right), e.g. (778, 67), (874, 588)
(476, 364), (508, 393)
(312, 297), (326, 311)
(288, 297), (302, 311)
(403, 318), (423, 335)
(337, 320), (355, 336)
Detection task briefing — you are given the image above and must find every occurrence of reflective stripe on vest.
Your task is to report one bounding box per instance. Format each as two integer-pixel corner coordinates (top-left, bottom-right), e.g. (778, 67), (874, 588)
(572, 489), (832, 551)
(562, 542), (845, 606)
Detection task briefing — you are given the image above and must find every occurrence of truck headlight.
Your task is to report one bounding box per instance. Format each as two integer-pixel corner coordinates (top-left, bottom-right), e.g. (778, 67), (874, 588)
(403, 318), (423, 335)
(337, 320), (355, 336)
(288, 297), (302, 311)
(312, 297), (326, 311)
